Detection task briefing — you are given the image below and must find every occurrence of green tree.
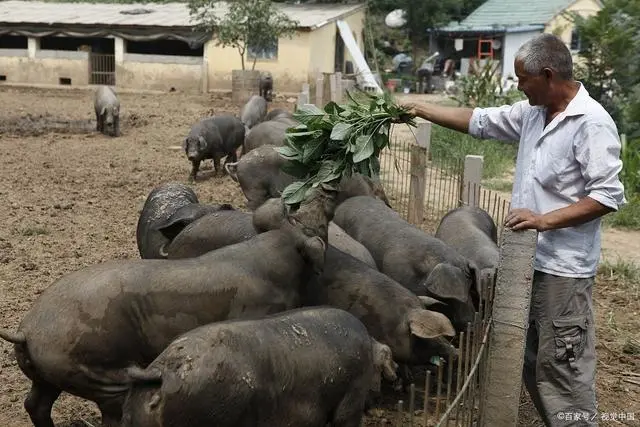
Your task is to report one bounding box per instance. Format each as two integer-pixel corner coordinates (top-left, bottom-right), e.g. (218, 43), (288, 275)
(189, 0), (298, 70)
(570, 0), (640, 137)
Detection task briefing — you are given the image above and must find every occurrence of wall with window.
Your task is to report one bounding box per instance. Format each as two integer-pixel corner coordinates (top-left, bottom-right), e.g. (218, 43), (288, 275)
(206, 30), (311, 93)
(118, 37), (205, 92)
(544, 0), (601, 49)
(0, 35), (92, 85)
(0, 35), (28, 82)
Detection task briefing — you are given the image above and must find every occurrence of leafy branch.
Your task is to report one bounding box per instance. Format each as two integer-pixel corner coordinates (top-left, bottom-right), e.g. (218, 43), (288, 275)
(188, 0), (298, 70)
(276, 91), (416, 207)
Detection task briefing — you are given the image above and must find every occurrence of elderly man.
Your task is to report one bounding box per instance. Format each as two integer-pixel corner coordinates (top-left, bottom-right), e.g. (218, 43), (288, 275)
(403, 33), (625, 426)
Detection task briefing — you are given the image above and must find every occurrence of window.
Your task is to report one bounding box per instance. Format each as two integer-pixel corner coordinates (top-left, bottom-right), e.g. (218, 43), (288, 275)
(126, 39), (203, 57)
(570, 28), (581, 51)
(0, 35), (27, 49)
(247, 37), (278, 60)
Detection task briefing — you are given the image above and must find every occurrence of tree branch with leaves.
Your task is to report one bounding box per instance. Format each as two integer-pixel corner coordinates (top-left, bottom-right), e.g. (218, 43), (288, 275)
(189, 0), (299, 70)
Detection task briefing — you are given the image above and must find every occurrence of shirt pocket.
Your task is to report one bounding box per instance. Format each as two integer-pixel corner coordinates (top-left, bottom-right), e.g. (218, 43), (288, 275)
(534, 157), (568, 189)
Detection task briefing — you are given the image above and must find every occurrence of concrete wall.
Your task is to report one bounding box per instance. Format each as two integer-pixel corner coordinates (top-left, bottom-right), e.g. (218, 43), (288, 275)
(206, 8), (366, 93)
(501, 30), (543, 78)
(118, 53), (203, 93)
(0, 50), (89, 85)
(307, 9), (366, 78)
(207, 31), (311, 93)
(545, 0), (601, 47)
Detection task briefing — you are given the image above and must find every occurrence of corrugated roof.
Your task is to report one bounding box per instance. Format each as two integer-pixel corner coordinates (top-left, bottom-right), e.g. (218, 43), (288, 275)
(440, 0), (575, 32)
(439, 23), (545, 34)
(0, 1), (366, 29)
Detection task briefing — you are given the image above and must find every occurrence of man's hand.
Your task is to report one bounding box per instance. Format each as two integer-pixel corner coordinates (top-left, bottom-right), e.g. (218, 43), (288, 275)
(504, 197), (614, 233)
(401, 102), (418, 116)
(504, 208), (549, 232)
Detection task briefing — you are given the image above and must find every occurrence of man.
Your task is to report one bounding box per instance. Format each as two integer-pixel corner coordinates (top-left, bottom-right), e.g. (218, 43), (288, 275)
(403, 33), (626, 426)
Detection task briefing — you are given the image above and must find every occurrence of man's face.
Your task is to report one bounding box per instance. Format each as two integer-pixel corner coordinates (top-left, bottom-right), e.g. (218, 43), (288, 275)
(515, 59), (549, 106)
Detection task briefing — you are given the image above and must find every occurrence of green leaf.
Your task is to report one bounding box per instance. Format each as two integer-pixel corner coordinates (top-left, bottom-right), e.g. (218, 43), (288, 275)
(294, 103), (325, 119)
(353, 134), (375, 163)
(330, 122), (353, 141)
(302, 137), (326, 163)
(315, 160), (343, 184)
(281, 181), (310, 205)
(324, 101), (345, 115)
(274, 145), (302, 159)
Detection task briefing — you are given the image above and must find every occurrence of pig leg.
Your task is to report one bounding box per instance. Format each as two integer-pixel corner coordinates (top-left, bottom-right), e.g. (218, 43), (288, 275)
(331, 388), (367, 427)
(113, 116), (120, 137)
(189, 160), (200, 182)
(98, 398), (124, 427)
(212, 153), (222, 177)
(24, 381), (61, 427)
(96, 112), (103, 133)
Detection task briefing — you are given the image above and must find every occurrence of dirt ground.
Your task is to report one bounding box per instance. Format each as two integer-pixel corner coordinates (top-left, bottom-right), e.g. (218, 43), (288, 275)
(0, 86), (638, 426)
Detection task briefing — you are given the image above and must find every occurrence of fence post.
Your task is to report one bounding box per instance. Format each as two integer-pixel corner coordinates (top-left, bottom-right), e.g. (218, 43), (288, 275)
(335, 71), (343, 103)
(297, 83), (310, 111)
(480, 228), (538, 427)
(315, 72), (324, 107)
(407, 122), (432, 225)
(462, 154), (483, 206)
(329, 73), (338, 102)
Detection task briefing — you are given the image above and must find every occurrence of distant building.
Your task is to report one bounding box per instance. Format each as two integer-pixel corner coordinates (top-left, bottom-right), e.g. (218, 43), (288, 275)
(0, 1), (366, 93)
(435, 0), (603, 79)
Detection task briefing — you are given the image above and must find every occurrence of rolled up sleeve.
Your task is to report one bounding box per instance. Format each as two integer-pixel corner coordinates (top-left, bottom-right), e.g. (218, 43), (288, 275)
(575, 122), (627, 211)
(468, 101), (526, 142)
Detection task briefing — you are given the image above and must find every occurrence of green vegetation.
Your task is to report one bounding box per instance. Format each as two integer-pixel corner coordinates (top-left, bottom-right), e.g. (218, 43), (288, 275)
(430, 125), (517, 181)
(188, 0), (298, 71)
(276, 92), (414, 206)
(449, 59), (526, 109)
(570, 0), (640, 229)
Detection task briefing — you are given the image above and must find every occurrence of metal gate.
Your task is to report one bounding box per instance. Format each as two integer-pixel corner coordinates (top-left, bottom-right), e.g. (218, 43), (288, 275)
(89, 53), (115, 85)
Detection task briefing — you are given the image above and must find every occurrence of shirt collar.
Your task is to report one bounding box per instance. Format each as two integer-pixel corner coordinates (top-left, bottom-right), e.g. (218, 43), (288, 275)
(563, 81), (590, 117)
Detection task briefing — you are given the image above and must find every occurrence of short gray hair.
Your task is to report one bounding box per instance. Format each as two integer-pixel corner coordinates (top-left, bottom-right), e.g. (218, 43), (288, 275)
(515, 33), (573, 80)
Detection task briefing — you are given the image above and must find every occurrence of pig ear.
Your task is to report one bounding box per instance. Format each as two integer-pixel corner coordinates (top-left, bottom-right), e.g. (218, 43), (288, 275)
(302, 235), (326, 273)
(407, 309), (456, 339)
(100, 106), (107, 116)
(182, 138), (188, 151)
(418, 295), (448, 310)
(152, 205), (206, 238)
(422, 263), (470, 303)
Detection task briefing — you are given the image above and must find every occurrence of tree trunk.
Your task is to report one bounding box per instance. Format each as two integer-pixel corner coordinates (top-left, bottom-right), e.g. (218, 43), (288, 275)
(238, 46), (245, 71)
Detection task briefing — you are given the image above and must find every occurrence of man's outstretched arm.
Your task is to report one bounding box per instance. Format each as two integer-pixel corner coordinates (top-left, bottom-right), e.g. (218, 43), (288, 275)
(403, 102), (475, 134)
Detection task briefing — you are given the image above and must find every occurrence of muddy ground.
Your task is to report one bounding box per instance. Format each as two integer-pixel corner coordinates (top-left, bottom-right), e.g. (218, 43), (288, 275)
(0, 86), (638, 426)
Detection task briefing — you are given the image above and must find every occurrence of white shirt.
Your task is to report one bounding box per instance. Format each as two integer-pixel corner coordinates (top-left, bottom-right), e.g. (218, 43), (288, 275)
(468, 83), (626, 278)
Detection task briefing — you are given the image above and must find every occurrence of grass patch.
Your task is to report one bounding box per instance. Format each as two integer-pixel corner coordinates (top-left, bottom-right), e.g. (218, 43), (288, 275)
(483, 178), (514, 193)
(599, 258), (640, 287)
(430, 125), (517, 180)
(602, 196), (640, 230)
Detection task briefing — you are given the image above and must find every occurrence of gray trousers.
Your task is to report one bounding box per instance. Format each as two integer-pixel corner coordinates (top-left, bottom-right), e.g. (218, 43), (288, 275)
(523, 270), (598, 426)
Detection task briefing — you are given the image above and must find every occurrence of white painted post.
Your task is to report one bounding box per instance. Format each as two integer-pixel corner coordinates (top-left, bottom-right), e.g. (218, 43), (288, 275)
(114, 37), (125, 65)
(462, 154), (484, 207)
(297, 91), (309, 109)
(201, 40), (210, 94)
(329, 73), (338, 102)
(315, 71), (324, 107)
(480, 228), (538, 427)
(335, 71), (343, 103)
(27, 37), (39, 59)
